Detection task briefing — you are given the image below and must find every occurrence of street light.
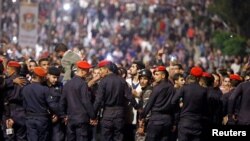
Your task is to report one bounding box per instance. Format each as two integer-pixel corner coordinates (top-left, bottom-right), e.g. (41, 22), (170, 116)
(63, 3), (71, 11)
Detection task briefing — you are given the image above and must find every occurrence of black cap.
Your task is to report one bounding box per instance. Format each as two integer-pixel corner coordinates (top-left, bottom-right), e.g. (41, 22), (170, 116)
(48, 66), (61, 76)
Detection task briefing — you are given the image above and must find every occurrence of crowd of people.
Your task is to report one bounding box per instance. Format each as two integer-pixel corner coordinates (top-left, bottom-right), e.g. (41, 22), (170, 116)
(0, 0), (249, 75)
(0, 0), (250, 141)
(0, 42), (250, 141)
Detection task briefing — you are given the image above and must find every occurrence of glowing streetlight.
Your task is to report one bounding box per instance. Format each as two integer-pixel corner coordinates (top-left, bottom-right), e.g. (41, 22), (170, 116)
(63, 3), (71, 11)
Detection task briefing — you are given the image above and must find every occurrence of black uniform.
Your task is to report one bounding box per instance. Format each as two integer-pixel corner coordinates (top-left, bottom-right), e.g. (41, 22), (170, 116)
(22, 82), (58, 141)
(139, 80), (175, 141)
(207, 87), (223, 125)
(60, 75), (95, 141)
(171, 82), (208, 141)
(0, 75), (5, 141)
(3, 74), (27, 141)
(94, 73), (138, 141)
(228, 81), (250, 125)
(45, 82), (65, 141)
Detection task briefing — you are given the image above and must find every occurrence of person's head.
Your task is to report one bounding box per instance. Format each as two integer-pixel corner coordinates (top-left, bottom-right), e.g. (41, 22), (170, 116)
(153, 66), (168, 83)
(229, 74), (242, 88)
(28, 59), (37, 72)
(129, 61), (145, 76)
(47, 66), (61, 86)
(212, 73), (221, 88)
(38, 58), (50, 71)
(199, 72), (214, 88)
(244, 72), (250, 81)
(75, 61), (92, 78)
(189, 66), (203, 83)
(173, 73), (185, 88)
(92, 68), (100, 78)
(169, 63), (183, 78)
(222, 75), (231, 88)
(19, 63), (29, 77)
(139, 69), (152, 88)
(98, 60), (113, 78)
(118, 67), (127, 79)
(54, 43), (68, 58)
(6, 61), (21, 77)
(32, 67), (47, 83)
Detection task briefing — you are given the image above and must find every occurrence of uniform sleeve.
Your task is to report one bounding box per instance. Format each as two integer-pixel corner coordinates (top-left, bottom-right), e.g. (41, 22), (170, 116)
(124, 83), (139, 109)
(228, 84), (243, 115)
(0, 76), (5, 89)
(3, 78), (14, 88)
(59, 86), (67, 117)
(171, 87), (184, 106)
(94, 80), (105, 114)
(21, 87), (27, 112)
(140, 87), (159, 119)
(81, 82), (96, 119)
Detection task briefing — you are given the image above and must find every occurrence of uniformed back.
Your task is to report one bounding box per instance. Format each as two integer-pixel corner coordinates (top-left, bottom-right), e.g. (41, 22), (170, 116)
(100, 73), (128, 107)
(229, 81), (250, 124)
(178, 83), (208, 121)
(22, 82), (50, 114)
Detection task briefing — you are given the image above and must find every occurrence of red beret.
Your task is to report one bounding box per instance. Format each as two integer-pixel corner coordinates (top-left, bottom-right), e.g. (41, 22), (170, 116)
(202, 72), (212, 78)
(154, 66), (166, 72)
(7, 61), (21, 68)
(190, 66), (203, 77)
(230, 74), (241, 81)
(98, 60), (111, 68)
(76, 61), (92, 69)
(33, 67), (47, 77)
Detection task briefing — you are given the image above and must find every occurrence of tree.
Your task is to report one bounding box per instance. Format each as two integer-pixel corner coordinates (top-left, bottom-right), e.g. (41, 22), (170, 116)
(212, 31), (246, 56)
(209, 0), (250, 38)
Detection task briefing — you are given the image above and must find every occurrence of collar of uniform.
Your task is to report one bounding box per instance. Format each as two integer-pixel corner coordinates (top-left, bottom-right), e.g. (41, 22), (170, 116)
(103, 72), (113, 78)
(73, 75), (84, 80)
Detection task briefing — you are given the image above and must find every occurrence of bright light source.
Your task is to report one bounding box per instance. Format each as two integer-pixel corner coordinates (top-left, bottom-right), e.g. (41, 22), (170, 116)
(63, 3), (71, 11)
(12, 0), (17, 3)
(12, 36), (18, 43)
(106, 53), (113, 61)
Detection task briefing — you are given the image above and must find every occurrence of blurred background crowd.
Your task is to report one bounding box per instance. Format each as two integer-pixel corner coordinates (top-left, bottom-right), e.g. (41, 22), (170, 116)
(0, 0), (249, 75)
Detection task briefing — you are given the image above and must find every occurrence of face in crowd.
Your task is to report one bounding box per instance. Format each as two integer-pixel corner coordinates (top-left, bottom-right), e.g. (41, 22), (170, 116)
(47, 74), (59, 86)
(129, 64), (139, 76)
(153, 71), (166, 83)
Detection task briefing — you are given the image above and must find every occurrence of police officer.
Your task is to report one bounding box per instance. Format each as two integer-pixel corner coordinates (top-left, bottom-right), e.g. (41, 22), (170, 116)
(94, 60), (139, 141)
(60, 61), (96, 141)
(0, 59), (5, 141)
(199, 72), (223, 125)
(228, 75), (250, 125)
(139, 66), (175, 141)
(3, 61), (28, 141)
(44, 66), (65, 141)
(22, 67), (61, 141)
(171, 66), (208, 141)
